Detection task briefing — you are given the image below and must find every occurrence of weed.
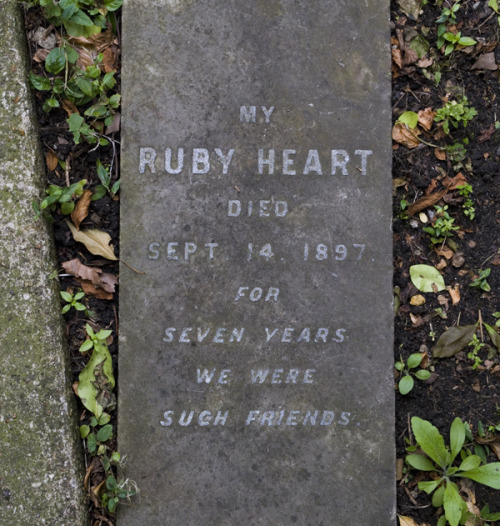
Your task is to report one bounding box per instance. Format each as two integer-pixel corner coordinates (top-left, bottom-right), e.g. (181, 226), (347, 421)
(422, 205), (459, 244)
(442, 31), (477, 56)
(434, 96), (477, 135)
(34, 179), (87, 219)
(395, 353), (431, 395)
(467, 334), (485, 369)
(456, 183), (475, 220)
(60, 289), (94, 317)
(406, 417), (500, 526)
(94, 159), (120, 200)
(470, 268), (491, 293)
(493, 312), (500, 328)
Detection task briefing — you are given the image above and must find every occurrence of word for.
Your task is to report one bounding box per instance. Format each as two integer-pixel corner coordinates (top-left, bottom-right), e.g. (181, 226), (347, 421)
(138, 147), (373, 176)
(159, 409), (352, 427)
(162, 327), (346, 344)
(163, 327), (244, 343)
(234, 286), (279, 302)
(196, 368), (316, 384)
(228, 199), (288, 218)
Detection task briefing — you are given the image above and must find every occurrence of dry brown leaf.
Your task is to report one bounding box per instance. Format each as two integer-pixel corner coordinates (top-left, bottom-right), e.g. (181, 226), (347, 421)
(62, 99), (79, 117)
(79, 280), (113, 300)
(398, 516), (424, 526)
(392, 122), (421, 149)
(105, 112), (121, 135)
(472, 52), (498, 71)
(435, 246), (454, 259)
(71, 189), (92, 230)
(434, 148), (447, 161)
(62, 258), (117, 293)
(410, 313), (424, 327)
(478, 124), (495, 143)
(417, 107), (436, 131)
(476, 436), (500, 460)
(407, 189), (448, 216)
(491, 253), (500, 266)
(417, 56), (433, 68)
(435, 259), (447, 270)
(34, 48), (50, 63)
(392, 47), (403, 69)
(46, 150), (58, 171)
(66, 221), (118, 260)
(442, 172), (467, 190)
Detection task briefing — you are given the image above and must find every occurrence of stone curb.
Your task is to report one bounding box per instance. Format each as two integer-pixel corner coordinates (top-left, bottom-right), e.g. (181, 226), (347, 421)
(0, 2), (88, 524)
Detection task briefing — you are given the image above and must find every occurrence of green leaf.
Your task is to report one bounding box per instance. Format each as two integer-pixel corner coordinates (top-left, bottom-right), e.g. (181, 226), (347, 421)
(60, 201), (75, 215)
(110, 451), (121, 462)
(433, 325), (477, 359)
(484, 323), (500, 352)
(99, 413), (111, 425)
(74, 302), (87, 311)
(407, 453), (436, 471)
(45, 48), (66, 74)
(443, 482), (463, 526)
(459, 463), (500, 489)
(96, 424), (113, 442)
(399, 375), (414, 395)
(61, 304), (71, 314)
(395, 361), (404, 371)
(76, 77), (95, 97)
(109, 93), (121, 108)
(69, 9), (94, 26)
(458, 37), (476, 47)
(410, 265), (446, 292)
(450, 418), (465, 464)
(60, 291), (73, 302)
(79, 424), (90, 439)
(407, 353), (423, 369)
(409, 35), (430, 58)
(29, 73), (51, 91)
(398, 111), (419, 129)
(111, 180), (120, 195)
(79, 339), (94, 353)
(103, 0), (123, 10)
(92, 185), (107, 201)
(106, 474), (118, 490)
(418, 480), (440, 494)
(411, 417), (449, 470)
(433, 484), (445, 507)
(489, 0), (500, 13)
(457, 455), (482, 472)
(67, 113), (84, 132)
(415, 369), (431, 380)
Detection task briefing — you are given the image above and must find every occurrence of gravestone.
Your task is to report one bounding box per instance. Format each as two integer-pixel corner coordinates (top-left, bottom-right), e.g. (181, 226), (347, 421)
(119, 1), (394, 524)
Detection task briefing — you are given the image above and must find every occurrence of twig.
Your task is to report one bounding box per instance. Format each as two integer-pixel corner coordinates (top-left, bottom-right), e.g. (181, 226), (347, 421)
(119, 259), (146, 274)
(65, 153), (71, 187)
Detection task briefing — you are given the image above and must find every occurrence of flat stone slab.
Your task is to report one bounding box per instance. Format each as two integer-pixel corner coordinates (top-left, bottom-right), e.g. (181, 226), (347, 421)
(0, 2), (87, 524)
(119, 1), (394, 524)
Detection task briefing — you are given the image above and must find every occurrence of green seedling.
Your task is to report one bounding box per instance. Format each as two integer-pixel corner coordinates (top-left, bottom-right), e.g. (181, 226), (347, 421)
(436, 1), (461, 48)
(395, 353), (431, 395)
(480, 504), (500, 524)
(456, 183), (475, 220)
(493, 312), (500, 328)
(442, 31), (477, 55)
(60, 289), (89, 315)
(467, 334), (485, 369)
(80, 412), (113, 455)
(34, 179), (87, 219)
(423, 205), (459, 244)
(470, 268), (491, 292)
(93, 159), (120, 200)
(434, 97), (477, 135)
(406, 417), (500, 526)
(101, 470), (138, 513)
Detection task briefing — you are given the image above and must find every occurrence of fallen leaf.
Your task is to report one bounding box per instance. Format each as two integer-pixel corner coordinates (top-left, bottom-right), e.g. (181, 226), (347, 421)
(410, 313), (424, 327)
(417, 107), (436, 131)
(433, 324), (477, 358)
(472, 52), (498, 70)
(451, 253), (465, 268)
(62, 258), (117, 293)
(437, 294), (449, 309)
(396, 458), (404, 480)
(66, 221), (118, 260)
(45, 150), (58, 171)
(79, 280), (113, 300)
(417, 56), (433, 68)
(435, 246), (454, 259)
(397, 0), (421, 19)
(435, 259), (447, 270)
(478, 124), (495, 143)
(398, 515), (422, 526)
(410, 294), (426, 306)
(447, 285), (461, 305)
(105, 112), (121, 135)
(62, 99), (79, 117)
(442, 172), (467, 190)
(407, 189), (448, 216)
(392, 47), (403, 69)
(476, 436), (500, 461)
(410, 264), (446, 292)
(34, 48), (50, 63)
(434, 148), (447, 161)
(71, 189), (92, 230)
(491, 253), (500, 266)
(392, 122), (421, 149)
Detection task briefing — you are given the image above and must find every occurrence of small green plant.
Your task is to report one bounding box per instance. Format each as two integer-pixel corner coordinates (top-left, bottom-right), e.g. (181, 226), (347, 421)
(60, 289), (92, 316)
(470, 268), (491, 292)
(34, 179), (87, 219)
(441, 31), (477, 55)
(395, 353), (431, 395)
(467, 334), (485, 369)
(80, 412), (114, 455)
(423, 205), (459, 244)
(406, 416), (500, 526)
(436, 1), (461, 47)
(493, 312), (500, 328)
(434, 97), (477, 135)
(93, 159), (120, 200)
(456, 183), (475, 220)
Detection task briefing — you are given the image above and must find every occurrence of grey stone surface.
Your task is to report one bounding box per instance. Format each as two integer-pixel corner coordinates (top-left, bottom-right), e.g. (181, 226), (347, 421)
(119, 1), (394, 524)
(0, 2), (88, 524)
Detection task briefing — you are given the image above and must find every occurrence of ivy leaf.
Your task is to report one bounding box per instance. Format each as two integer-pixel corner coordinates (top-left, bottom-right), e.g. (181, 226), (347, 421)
(433, 325), (476, 358)
(410, 264), (446, 292)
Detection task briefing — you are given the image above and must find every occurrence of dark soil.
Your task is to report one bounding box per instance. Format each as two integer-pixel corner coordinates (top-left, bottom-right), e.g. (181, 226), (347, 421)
(25, 2), (499, 524)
